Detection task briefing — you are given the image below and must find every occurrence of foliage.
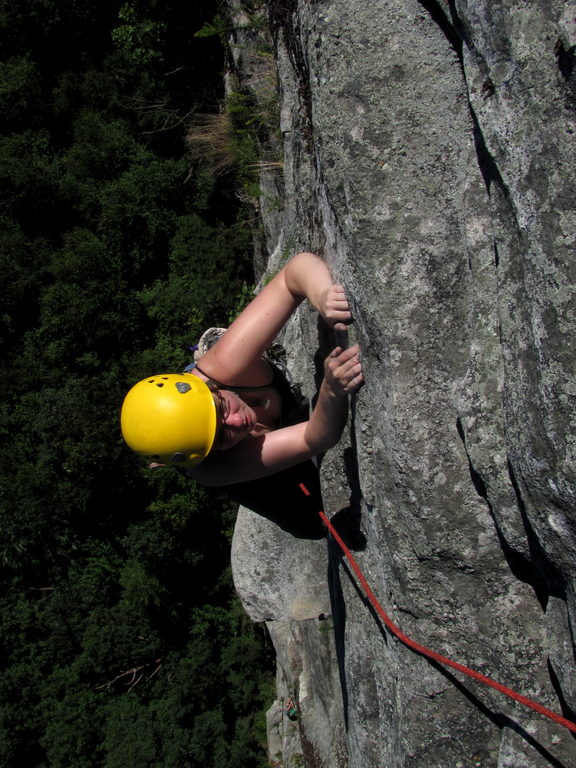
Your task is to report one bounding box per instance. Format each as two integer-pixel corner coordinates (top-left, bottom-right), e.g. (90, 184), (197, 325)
(227, 281), (256, 324)
(194, 14), (229, 41)
(186, 28), (281, 202)
(0, 1), (273, 766)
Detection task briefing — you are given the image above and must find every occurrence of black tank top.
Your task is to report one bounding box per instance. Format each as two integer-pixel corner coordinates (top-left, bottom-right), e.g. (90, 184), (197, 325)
(213, 363), (325, 539)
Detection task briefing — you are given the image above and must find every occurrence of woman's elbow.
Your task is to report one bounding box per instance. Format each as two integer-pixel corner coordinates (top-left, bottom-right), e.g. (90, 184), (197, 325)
(303, 430), (341, 457)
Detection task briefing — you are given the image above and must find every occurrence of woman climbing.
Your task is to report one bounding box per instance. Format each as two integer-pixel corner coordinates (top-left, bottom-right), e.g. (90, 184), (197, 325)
(121, 252), (363, 488)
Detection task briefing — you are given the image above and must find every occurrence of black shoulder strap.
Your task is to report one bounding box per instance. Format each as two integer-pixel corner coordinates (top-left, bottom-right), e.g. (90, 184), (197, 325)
(193, 362), (274, 392)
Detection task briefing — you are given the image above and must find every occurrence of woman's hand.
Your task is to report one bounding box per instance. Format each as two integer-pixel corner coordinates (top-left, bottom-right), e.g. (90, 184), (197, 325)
(301, 344), (363, 455)
(317, 284), (353, 330)
(324, 345), (364, 395)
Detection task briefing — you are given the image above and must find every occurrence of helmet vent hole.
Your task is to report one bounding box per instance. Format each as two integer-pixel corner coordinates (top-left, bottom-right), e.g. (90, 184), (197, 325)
(156, 383), (164, 388)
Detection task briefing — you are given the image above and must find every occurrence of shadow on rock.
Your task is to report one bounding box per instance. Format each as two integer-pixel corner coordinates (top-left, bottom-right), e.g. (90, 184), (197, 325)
(226, 459), (327, 539)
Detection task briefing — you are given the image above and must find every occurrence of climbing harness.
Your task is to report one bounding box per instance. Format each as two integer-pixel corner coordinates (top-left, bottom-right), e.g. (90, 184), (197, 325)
(298, 483), (576, 735)
(184, 327), (227, 368)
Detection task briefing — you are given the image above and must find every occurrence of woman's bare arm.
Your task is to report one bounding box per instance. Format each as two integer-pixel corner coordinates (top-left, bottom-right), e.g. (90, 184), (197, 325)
(284, 253), (352, 329)
(195, 252), (350, 386)
(303, 344), (363, 453)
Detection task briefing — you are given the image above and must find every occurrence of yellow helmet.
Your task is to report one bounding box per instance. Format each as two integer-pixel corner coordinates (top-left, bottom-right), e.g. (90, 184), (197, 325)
(120, 373), (218, 467)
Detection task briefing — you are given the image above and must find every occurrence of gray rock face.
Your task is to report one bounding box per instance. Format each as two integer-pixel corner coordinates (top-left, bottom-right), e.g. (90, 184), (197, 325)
(226, 1), (576, 766)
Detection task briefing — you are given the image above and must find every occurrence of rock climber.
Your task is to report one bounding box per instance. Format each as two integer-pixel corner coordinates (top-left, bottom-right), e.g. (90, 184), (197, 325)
(120, 252), (363, 488)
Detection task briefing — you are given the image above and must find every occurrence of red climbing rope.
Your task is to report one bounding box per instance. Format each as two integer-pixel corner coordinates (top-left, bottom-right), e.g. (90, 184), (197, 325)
(298, 482), (576, 735)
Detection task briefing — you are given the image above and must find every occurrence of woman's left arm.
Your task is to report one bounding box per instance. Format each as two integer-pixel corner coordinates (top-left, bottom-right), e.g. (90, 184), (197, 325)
(302, 344), (363, 454)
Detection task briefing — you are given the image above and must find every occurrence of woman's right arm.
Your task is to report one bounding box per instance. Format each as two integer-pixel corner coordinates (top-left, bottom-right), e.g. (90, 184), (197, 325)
(284, 252), (352, 329)
(196, 252), (351, 387)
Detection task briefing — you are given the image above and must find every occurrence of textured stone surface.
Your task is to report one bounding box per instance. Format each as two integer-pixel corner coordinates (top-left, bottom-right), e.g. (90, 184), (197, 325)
(226, 1), (576, 766)
(231, 506), (331, 621)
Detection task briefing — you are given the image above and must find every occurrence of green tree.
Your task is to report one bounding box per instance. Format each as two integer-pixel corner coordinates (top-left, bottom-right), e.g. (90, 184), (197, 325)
(0, 1), (273, 765)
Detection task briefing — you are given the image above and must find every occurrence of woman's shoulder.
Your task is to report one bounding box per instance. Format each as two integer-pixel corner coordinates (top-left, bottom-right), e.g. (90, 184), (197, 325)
(192, 353), (273, 389)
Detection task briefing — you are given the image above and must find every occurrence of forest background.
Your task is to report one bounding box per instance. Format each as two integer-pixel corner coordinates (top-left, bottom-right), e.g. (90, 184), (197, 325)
(0, 0), (274, 766)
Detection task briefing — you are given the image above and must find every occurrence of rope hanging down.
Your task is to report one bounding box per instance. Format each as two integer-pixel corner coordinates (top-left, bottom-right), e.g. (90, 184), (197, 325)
(298, 483), (576, 735)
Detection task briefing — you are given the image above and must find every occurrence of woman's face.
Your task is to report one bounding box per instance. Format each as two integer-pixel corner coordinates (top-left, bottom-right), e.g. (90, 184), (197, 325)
(215, 390), (257, 451)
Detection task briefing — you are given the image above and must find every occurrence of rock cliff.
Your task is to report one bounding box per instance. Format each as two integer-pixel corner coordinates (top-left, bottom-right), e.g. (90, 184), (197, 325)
(224, 1), (576, 766)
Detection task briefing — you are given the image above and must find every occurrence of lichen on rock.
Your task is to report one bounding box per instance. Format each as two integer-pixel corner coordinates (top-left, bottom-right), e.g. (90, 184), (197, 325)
(225, 1), (576, 766)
